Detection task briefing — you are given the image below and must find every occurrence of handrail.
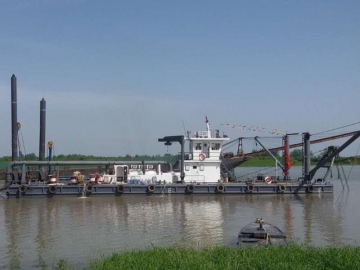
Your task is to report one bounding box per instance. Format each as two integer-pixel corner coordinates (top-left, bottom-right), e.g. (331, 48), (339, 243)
(184, 174), (206, 182)
(5, 160), (167, 182)
(178, 152), (219, 160)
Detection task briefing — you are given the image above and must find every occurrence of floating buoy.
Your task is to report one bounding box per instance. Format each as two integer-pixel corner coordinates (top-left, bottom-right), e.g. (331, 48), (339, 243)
(264, 176), (272, 184)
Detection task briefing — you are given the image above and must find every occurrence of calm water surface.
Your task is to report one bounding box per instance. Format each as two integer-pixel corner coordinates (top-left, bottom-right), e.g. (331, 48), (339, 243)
(0, 166), (360, 269)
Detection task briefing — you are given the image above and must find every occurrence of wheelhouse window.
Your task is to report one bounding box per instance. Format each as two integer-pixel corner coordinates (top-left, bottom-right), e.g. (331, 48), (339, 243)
(195, 143), (202, 150)
(211, 143), (221, 150)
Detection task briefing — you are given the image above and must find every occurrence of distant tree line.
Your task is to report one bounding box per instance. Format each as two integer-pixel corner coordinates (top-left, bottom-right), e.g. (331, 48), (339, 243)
(0, 150), (358, 165)
(252, 148), (358, 163)
(0, 153), (176, 162)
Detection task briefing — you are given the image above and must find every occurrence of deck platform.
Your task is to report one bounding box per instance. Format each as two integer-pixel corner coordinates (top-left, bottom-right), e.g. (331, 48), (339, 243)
(4, 182), (334, 198)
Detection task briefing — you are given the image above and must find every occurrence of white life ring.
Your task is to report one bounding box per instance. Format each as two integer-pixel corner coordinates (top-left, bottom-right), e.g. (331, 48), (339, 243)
(199, 153), (206, 161)
(264, 176), (272, 184)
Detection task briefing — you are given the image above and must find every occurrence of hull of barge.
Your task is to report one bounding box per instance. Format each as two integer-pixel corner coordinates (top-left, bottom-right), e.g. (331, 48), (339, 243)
(4, 182), (334, 198)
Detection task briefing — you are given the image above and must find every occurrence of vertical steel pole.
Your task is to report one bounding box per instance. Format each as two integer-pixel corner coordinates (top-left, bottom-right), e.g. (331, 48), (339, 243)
(39, 98), (46, 179)
(303, 132), (311, 182)
(284, 135), (290, 179)
(48, 144), (53, 174)
(11, 75), (18, 161)
(180, 137), (185, 182)
(142, 160), (145, 175)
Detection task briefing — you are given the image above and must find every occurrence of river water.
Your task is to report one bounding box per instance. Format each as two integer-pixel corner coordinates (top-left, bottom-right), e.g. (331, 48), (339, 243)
(0, 166), (359, 269)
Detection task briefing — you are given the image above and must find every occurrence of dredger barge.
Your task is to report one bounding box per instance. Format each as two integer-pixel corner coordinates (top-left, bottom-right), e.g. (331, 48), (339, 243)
(2, 74), (360, 198)
(3, 115), (359, 198)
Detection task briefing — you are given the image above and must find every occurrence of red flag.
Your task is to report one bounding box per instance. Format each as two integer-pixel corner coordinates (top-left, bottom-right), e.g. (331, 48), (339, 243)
(205, 116), (208, 123)
(284, 141), (292, 173)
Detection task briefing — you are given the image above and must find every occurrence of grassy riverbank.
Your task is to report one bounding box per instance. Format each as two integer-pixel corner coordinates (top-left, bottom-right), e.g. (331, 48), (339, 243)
(55, 246), (360, 270)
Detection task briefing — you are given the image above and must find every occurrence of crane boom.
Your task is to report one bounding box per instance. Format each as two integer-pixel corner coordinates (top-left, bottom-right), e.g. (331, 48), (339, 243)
(243, 131), (359, 157)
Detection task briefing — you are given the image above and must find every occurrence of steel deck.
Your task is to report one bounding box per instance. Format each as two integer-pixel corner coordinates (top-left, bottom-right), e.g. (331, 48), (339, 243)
(4, 182), (334, 198)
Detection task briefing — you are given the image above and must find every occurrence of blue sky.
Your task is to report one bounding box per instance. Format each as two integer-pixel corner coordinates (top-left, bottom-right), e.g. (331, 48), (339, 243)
(1, 0), (360, 157)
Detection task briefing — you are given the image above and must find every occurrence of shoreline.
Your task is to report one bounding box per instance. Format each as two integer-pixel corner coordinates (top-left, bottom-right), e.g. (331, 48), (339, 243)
(53, 245), (360, 270)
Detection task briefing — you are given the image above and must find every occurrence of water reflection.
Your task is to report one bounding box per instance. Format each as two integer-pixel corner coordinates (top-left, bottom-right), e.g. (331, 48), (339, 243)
(0, 176), (359, 268)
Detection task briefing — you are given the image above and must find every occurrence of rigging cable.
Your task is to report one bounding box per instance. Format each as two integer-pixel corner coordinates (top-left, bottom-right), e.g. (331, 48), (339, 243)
(313, 121), (360, 136)
(17, 130), (21, 160)
(17, 129), (27, 161)
(346, 140), (360, 182)
(53, 144), (58, 173)
(335, 140), (360, 205)
(20, 129), (27, 160)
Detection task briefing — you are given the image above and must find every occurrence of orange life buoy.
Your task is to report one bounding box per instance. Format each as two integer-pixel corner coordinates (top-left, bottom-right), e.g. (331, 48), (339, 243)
(199, 153), (206, 161)
(264, 176), (272, 184)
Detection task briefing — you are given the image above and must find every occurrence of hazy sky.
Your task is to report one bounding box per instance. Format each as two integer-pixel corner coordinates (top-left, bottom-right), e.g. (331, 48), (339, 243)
(1, 0), (360, 157)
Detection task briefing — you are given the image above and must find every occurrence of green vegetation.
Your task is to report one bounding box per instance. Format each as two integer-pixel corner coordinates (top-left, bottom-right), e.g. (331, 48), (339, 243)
(0, 162), (7, 170)
(241, 156), (302, 167)
(0, 154), (176, 171)
(54, 246), (360, 270)
(0, 153), (175, 163)
(0, 150), (358, 169)
(240, 149), (360, 167)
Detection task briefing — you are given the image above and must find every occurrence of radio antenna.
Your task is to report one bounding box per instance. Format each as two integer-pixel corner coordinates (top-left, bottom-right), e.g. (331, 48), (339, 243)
(182, 120), (186, 136)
